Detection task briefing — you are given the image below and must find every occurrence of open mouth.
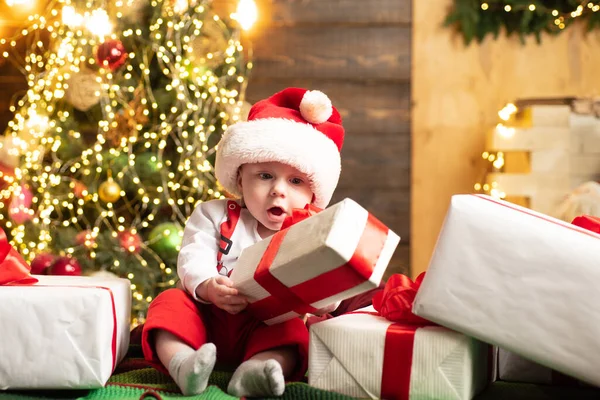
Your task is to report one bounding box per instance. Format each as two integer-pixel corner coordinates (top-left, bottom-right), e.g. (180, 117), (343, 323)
(268, 206), (285, 217)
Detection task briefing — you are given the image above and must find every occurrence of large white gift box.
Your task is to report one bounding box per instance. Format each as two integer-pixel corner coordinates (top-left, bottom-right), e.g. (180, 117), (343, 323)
(231, 198), (400, 325)
(413, 194), (600, 386)
(0, 275), (131, 389)
(309, 306), (489, 400)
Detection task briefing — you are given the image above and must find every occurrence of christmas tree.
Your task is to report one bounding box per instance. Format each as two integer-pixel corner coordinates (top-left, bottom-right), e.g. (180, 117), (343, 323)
(0, 0), (255, 321)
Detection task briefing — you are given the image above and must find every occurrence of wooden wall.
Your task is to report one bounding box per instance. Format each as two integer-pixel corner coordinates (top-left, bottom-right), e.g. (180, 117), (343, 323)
(244, 0), (412, 277)
(412, 0), (600, 278)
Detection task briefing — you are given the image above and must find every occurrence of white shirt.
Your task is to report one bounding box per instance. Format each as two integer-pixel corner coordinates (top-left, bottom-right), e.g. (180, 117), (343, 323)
(177, 199), (263, 301)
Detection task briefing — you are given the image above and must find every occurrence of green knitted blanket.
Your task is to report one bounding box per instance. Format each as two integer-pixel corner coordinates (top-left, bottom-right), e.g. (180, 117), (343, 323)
(3, 345), (600, 399)
(0, 338), (359, 400)
(5, 362), (600, 400)
(0, 357), (355, 400)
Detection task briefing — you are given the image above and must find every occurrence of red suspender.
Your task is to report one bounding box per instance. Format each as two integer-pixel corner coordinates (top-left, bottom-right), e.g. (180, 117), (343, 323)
(217, 200), (241, 269)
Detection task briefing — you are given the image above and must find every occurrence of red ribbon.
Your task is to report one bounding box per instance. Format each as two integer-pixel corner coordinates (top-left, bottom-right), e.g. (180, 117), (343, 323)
(247, 204), (389, 322)
(356, 273), (433, 400)
(0, 227), (38, 285)
(280, 203), (322, 230)
(571, 215), (600, 234)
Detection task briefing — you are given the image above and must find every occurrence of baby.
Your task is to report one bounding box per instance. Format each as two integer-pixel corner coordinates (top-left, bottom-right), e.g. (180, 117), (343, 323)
(141, 87), (346, 397)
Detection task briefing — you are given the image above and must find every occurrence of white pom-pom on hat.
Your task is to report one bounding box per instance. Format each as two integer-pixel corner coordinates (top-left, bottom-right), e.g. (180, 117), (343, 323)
(299, 90), (333, 124)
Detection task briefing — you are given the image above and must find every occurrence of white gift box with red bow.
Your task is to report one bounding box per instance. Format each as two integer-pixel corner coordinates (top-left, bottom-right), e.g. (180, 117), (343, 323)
(413, 194), (600, 387)
(0, 275), (131, 389)
(309, 304), (489, 400)
(231, 198), (400, 325)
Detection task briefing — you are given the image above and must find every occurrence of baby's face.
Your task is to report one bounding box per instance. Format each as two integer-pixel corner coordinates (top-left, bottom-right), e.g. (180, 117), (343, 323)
(238, 162), (313, 235)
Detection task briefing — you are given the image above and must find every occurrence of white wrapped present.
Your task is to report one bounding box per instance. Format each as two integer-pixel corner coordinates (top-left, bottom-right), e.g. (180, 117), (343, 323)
(309, 301), (489, 399)
(413, 194), (600, 387)
(494, 347), (582, 386)
(0, 275), (131, 389)
(231, 198), (400, 325)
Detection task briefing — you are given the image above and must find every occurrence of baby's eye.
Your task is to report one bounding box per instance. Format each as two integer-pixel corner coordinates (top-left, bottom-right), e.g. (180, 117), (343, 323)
(259, 173), (273, 180)
(290, 177), (304, 185)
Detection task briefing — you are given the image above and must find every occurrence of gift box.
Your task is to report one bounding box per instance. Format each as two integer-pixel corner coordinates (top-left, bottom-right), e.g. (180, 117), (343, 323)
(0, 236), (131, 389)
(413, 194), (600, 387)
(231, 198), (400, 325)
(308, 274), (489, 400)
(494, 347), (583, 386)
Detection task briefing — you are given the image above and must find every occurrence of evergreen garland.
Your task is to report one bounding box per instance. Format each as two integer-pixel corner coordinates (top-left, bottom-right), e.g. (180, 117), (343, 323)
(445, 0), (600, 44)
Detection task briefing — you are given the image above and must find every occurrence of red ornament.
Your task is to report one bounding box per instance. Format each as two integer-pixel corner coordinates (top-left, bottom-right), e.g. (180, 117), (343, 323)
(0, 164), (14, 206)
(75, 230), (95, 248)
(30, 252), (56, 275)
(73, 180), (88, 200)
(118, 230), (142, 253)
(96, 40), (128, 71)
(8, 184), (34, 224)
(48, 256), (82, 276)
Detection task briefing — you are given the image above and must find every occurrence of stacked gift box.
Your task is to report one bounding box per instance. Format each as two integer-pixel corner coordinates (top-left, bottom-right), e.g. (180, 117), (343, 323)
(254, 194), (600, 399)
(411, 195), (600, 390)
(232, 197), (493, 399)
(0, 231), (132, 389)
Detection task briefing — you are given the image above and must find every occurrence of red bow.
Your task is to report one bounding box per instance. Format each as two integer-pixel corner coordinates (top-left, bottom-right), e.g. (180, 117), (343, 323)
(0, 227), (38, 285)
(571, 215), (600, 234)
(281, 203), (322, 230)
(372, 272), (431, 325)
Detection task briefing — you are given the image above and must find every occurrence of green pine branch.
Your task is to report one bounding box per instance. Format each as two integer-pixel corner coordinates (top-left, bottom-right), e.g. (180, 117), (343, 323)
(445, 0), (593, 45)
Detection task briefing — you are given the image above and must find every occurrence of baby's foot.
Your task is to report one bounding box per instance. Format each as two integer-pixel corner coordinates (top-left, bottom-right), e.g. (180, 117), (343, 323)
(227, 359), (285, 397)
(168, 343), (217, 395)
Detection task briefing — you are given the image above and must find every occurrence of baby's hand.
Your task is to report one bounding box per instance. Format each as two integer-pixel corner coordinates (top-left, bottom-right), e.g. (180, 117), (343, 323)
(312, 300), (341, 316)
(198, 276), (248, 314)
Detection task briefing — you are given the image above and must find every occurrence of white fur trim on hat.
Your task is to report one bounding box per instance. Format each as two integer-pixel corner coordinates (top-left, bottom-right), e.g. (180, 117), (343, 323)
(215, 118), (341, 208)
(299, 90), (332, 124)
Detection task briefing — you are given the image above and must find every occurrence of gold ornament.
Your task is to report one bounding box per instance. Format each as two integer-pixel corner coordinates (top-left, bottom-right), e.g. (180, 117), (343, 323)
(98, 178), (122, 202)
(105, 85), (149, 146)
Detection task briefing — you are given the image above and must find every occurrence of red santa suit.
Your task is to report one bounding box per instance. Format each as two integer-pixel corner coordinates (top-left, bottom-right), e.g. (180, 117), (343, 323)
(143, 87), (347, 382)
(142, 199), (309, 380)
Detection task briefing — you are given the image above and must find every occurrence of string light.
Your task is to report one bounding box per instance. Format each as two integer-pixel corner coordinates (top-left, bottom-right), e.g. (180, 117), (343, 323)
(475, 102), (519, 199)
(5, 0), (34, 8)
(232, 0), (258, 30)
(480, 1), (597, 31)
(0, 0), (255, 317)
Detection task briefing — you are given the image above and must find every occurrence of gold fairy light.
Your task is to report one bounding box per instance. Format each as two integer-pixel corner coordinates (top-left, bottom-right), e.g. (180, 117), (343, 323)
(0, 0), (251, 316)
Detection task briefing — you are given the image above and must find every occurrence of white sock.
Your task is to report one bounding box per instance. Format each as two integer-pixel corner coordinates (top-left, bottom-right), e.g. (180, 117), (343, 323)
(167, 343), (217, 396)
(227, 359), (285, 397)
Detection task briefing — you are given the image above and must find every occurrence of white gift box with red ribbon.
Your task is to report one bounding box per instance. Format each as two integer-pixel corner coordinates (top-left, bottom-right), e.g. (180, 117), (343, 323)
(0, 275), (131, 389)
(309, 306), (489, 400)
(413, 194), (600, 387)
(231, 198), (400, 325)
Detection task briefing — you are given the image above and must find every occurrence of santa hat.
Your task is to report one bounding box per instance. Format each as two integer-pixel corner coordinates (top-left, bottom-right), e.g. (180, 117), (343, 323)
(215, 87), (344, 208)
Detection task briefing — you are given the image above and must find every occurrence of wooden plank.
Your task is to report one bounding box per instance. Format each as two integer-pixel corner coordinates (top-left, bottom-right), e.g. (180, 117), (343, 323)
(214, 0), (411, 26)
(331, 187), (409, 240)
(248, 26), (410, 81)
(246, 80), (410, 135)
(340, 133), (410, 190)
(257, 0), (410, 26)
